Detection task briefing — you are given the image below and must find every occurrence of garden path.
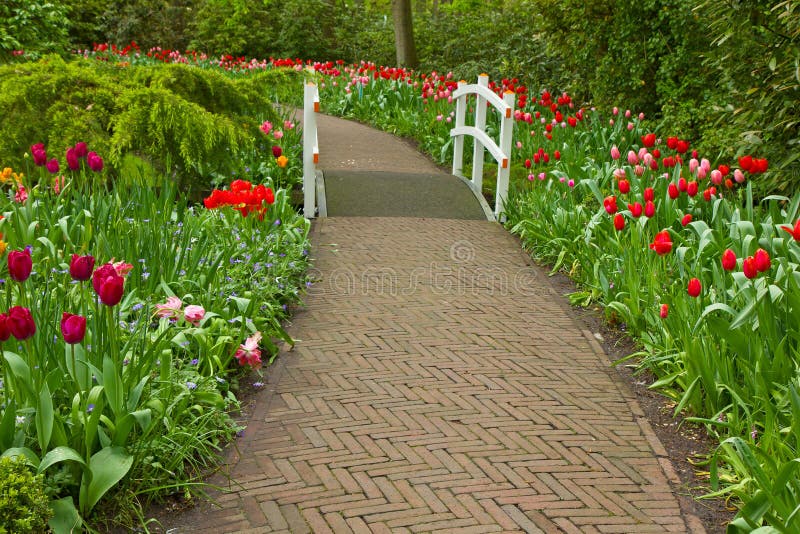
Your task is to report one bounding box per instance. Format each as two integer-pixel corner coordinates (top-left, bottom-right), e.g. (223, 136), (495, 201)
(163, 115), (705, 533)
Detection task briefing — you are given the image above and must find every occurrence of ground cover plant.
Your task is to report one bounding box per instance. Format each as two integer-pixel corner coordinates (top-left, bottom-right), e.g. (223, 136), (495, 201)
(0, 56), (312, 531)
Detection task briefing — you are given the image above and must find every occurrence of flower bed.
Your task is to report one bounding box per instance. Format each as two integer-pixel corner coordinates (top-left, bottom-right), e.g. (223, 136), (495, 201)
(1, 137), (309, 530)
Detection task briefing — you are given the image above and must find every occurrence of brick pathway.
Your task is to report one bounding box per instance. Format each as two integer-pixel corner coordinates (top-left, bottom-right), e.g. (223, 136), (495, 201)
(167, 217), (703, 533)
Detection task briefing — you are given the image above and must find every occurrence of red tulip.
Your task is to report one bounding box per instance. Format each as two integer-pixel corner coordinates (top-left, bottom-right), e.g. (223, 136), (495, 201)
(687, 278), (702, 297)
(676, 140), (689, 154)
(643, 187), (654, 202)
(742, 256), (758, 279)
(66, 148), (80, 171)
(603, 195), (618, 215)
(718, 164), (730, 176)
(649, 230), (673, 255)
(87, 152), (104, 172)
(8, 306), (35, 340)
(678, 178), (688, 192)
(781, 219), (800, 241)
(738, 155), (753, 172)
(74, 142), (88, 158)
(687, 181), (698, 197)
(652, 149), (661, 158)
(92, 263), (125, 306)
(613, 213), (625, 231)
(659, 304), (669, 319)
(69, 254), (95, 281)
(46, 158), (60, 174)
(628, 202), (643, 218)
(8, 249), (32, 282)
(754, 248), (771, 272)
(644, 200), (656, 218)
(0, 313), (10, 341)
(524, 158), (531, 169)
(61, 312), (87, 344)
(668, 183), (679, 199)
(272, 145), (283, 158)
(617, 179), (630, 194)
(681, 214), (693, 226)
(667, 137), (678, 150)
(641, 133), (656, 147)
(721, 249), (737, 271)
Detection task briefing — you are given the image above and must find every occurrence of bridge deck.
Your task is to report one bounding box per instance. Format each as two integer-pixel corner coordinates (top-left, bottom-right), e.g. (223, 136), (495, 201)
(162, 113), (704, 533)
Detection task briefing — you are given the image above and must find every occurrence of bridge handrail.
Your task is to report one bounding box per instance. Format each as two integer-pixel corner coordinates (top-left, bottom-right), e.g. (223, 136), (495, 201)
(303, 82), (320, 219)
(450, 74), (515, 221)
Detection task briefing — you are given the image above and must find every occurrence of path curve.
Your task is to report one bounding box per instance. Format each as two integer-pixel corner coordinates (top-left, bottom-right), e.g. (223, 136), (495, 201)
(160, 115), (704, 533)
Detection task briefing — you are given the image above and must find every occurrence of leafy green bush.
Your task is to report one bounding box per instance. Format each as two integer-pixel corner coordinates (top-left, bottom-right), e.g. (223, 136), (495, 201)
(0, 1), (70, 61)
(0, 455), (52, 534)
(0, 57), (286, 192)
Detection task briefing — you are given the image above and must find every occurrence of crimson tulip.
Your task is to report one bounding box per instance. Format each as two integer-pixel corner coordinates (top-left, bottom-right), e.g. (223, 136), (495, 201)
(687, 278), (702, 297)
(69, 254), (95, 281)
(644, 201), (655, 218)
(603, 195), (618, 215)
(643, 188), (654, 202)
(8, 306), (35, 339)
(687, 181), (698, 197)
(668, 183), (679, 199)
(74, 142), (88, 158)
(8, 249), (32, 282)
(92, 263), (124, 306)
(613, 213), (625, 231)
(743, 256), (758, 279)
(721, 249), (737, 271)
(66, 148), (79, 171)
(87, 152), (104, 172)
(46, 158), (60, 174)
(272, 145), (283, 158)
(649, 230), (673, 255)
(659, 304), (669, 319)
(754, 248), (771, 272)
(628, 202), (643, 218)
(61, 312), (87, 344)
(641, 133), (656, 147)
(681, 214), (693, 227)
(618, 180), (630, 194)
(676, 140), (690, 154)
(0, 313), (10, 341)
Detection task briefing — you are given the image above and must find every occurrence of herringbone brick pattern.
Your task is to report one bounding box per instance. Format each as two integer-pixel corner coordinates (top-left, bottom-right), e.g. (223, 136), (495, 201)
(168, 217), (701, 533)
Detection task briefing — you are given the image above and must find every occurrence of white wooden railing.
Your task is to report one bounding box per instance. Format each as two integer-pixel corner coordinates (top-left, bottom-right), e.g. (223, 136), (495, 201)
(302, 82), (320, 218)
(451, 74), (515, 220)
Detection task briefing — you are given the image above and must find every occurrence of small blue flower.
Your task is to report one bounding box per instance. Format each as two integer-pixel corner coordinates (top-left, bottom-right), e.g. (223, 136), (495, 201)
(186, 381), (197, 390)
(87, 404), (95, 414)
(253, 381), (265, 388)
(190, 358), (199, 365)
(132, 303), (144, 311)
(273, 219), (281, 226)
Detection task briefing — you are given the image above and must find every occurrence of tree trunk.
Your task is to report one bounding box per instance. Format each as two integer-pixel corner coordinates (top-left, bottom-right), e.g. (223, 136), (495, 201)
(391, 0), (418, 68)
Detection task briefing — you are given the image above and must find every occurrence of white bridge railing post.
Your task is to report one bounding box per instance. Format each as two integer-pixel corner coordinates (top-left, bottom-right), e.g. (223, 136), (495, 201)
(450, 76), (515, 221)
(302, 82), (320, 219)
(452, 80), (466, 177)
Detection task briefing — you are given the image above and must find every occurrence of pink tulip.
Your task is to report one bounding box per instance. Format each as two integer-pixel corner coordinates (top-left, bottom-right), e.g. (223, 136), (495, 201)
(627, 151), (638, 165)
(155, 296), (183, 319)
(610, 146), (620, 160)
(184, 305), (205, 325)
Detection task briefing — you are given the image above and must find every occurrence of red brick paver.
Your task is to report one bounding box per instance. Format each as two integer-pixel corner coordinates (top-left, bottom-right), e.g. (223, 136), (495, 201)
(166, 218), (702, 533)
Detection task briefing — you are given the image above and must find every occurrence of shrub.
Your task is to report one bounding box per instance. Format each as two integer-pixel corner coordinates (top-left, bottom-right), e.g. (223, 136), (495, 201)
(0, 456), (52, 534)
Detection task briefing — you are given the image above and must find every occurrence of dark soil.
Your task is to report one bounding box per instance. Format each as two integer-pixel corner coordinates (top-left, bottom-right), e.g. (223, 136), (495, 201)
(542, 268), (737, 533)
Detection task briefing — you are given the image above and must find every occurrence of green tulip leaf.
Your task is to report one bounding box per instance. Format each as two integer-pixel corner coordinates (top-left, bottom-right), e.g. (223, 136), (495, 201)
(38, 446), (86, 474)
(84, 446), (133, 513)
(49, 496), (82, 534)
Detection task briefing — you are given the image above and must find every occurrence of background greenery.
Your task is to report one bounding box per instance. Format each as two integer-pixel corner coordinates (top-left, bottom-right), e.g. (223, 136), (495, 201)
(2, 0), (796, 194)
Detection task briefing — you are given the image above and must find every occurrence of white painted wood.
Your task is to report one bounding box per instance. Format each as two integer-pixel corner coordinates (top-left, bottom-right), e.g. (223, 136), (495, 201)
(495, 90), (516, 221)
(449, 76), (515, 221)
(449, 126), (505, 164)
(472, 74), (488, 192)
(303, 82), (318, 219)
(452, 80), (467, 177)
